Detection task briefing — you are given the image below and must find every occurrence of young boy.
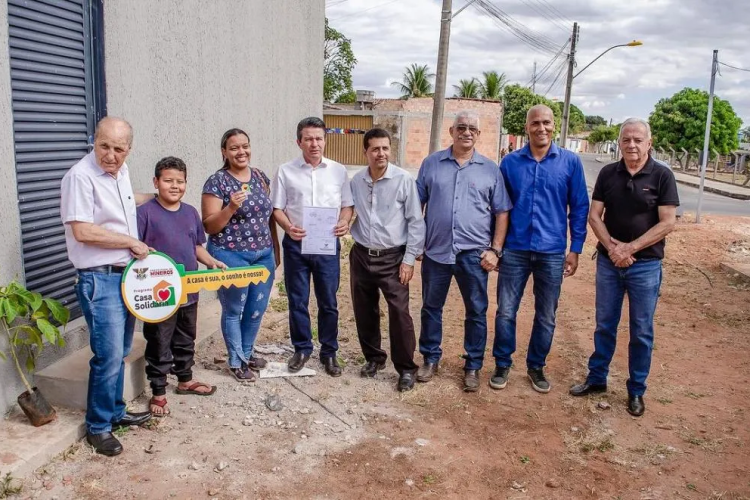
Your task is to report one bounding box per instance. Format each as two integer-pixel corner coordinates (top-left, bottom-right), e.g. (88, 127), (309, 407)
(137, 156), (226, 416)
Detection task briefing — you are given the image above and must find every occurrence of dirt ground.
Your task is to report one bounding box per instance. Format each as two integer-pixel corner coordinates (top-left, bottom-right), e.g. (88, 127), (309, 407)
(8, 214), (750, 500)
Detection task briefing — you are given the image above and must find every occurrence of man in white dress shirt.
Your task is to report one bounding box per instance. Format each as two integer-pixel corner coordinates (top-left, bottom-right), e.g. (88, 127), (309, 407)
(60, 117), (151, 457)
(271, 117), (354, 376)
(349, 128), (425, 392)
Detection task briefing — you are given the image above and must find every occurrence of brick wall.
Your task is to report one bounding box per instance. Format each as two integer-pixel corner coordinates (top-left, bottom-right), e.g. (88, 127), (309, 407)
(374, 97), (502, 169)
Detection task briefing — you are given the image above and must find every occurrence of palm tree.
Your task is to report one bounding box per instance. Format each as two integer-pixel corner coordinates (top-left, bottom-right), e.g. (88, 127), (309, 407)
(479, 71), (508, 101)
(453, 78), (480, 99)
(391, 63), (435, 98)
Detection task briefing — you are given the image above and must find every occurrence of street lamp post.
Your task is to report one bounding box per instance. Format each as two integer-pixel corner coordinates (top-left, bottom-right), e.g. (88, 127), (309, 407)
(559, 40), (642, 148)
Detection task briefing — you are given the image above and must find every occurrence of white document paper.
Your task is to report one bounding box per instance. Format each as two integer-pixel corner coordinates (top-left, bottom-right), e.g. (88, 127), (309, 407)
(301, 206), (338, 255)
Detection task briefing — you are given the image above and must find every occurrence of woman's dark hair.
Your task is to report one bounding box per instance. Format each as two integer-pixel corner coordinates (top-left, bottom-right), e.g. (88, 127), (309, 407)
(363, 128), (391, 150)
(154, 156), (187, 178)
(296, 117), (326, 141)
(220, 128), (250, 170)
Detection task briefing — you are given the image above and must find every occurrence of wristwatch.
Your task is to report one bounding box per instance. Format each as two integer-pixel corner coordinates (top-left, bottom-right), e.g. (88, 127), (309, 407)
(488, 247), (503, 259)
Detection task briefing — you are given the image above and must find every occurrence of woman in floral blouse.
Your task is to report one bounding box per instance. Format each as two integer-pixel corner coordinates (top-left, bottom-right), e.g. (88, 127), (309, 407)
(201, 128), (280, 382)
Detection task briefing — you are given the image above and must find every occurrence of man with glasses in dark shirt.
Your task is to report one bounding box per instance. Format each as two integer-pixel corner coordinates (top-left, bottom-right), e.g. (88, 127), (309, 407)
(570, 118), (679, 417)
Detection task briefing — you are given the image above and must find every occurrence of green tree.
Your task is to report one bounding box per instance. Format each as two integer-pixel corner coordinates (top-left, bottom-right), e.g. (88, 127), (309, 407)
(391, 64), (435, 98)
(502, 84), (561, 136)
(585, 115), (607, 128)
(479, 71), (508, 100)
(588, 124), (618, 144)
(649, 87), (742, 155)
(553, 102), (585, 135)
(453, 78), (480, 98)
(324, 18), (357, 103)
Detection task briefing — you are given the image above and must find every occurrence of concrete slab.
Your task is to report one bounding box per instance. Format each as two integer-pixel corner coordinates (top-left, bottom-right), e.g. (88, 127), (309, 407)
(35, 300), (222, 410)
(258, 361), (316, 379)
(720, 262), (750, 283)
(0, 406), (85, 480)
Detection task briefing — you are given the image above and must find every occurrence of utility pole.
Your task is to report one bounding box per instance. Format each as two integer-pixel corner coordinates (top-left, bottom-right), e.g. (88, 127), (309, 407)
(531, 61), (537, 93)
(696, 49), (718, 224)
(559, 22), (578, 149)
(429, 0), (453, 155)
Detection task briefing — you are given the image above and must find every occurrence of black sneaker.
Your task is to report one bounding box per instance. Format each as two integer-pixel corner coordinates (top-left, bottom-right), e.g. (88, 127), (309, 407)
(527, 368), (550, 393)
(489, 366), (510, 390)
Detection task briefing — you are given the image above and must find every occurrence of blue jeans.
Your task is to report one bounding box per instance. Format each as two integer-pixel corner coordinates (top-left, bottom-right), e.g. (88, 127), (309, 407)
(75, 270), (135, 435)
(419, 250), (489, 370)
(208, 244), (275, 368)
(282, 235), (340, 359)
(493, 250), (565, 370)
(587, 255), (662, 396)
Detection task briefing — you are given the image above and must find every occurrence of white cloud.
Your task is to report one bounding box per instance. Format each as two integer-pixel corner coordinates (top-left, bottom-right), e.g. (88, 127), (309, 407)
(326, 0), (750, 124)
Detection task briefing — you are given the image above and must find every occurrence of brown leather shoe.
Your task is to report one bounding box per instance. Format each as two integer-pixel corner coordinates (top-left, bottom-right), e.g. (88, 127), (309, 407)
(416, 362), (438, 382)
(463, 369), (480, 392)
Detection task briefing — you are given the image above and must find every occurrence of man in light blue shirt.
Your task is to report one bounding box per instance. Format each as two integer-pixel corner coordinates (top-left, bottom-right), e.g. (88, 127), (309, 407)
(416, 110), (512, 392)
(491, 104), (589, 394)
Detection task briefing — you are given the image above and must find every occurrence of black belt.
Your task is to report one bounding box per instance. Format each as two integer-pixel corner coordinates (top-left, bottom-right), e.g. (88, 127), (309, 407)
(354, 243), (405, 257)
(78, 265), (126, 274)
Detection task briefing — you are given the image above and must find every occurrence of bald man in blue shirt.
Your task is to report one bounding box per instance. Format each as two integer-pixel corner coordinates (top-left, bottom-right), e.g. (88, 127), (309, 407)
(491, 104), (589, 394)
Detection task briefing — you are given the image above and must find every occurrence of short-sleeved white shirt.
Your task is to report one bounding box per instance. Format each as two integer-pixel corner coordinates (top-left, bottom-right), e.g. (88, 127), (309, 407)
(270, 156), (354, 227)
(60, 152), (138, 268)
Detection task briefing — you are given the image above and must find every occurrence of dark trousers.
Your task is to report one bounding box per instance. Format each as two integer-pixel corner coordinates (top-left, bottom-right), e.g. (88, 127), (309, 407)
(143, 302), (198, 396)
(282, 235), (340, 359)
(350, 244), (418, 375)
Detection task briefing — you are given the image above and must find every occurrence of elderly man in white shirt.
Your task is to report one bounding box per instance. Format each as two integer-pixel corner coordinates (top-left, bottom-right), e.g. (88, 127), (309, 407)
(271, 117), (354, 377)
(349, 128), (425, 392)
(60, 117), (151, 457)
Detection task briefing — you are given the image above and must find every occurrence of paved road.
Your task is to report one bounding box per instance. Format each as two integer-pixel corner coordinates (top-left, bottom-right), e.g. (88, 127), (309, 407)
(578, 153), (750, 217)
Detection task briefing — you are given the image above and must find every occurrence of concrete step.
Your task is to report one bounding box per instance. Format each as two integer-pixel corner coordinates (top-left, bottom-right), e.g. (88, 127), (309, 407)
(35, 300), (222, 410)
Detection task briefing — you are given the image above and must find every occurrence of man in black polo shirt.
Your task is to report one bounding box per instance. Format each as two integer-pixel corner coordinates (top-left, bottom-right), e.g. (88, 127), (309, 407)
(570, 117), (679, 417)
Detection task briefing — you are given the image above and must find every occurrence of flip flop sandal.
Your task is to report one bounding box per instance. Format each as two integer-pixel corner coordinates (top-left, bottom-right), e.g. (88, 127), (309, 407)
(175, 381), (218, 395)
(149, 397), (170, 417)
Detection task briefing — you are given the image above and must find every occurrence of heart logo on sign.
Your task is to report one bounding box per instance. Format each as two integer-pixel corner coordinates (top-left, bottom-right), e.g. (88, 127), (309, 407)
(157, 288), (171, 302)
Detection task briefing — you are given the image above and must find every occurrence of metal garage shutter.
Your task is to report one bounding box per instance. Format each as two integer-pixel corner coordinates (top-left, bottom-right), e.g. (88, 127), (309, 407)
(8, 0), (104, 319)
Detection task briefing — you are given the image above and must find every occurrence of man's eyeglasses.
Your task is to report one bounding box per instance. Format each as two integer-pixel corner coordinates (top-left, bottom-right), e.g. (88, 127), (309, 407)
(455, 124), (479, 135)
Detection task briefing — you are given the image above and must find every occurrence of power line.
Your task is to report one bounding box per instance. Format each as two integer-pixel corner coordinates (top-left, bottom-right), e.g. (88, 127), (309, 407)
(542, 59), (567, 96)
(718, 61), (750, 73)
(524, 38), (569, 87)
(534, 0), (573, 24)
(517, 0), (569, 33)
(473, 0), (563, 55)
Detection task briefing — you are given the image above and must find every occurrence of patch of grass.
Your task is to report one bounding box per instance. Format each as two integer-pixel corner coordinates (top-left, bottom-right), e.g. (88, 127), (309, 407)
(113, 426), (130, 438)
(355, 354), (366, 365)
(686, 391), (706, 399)
(336, 355), (347, 367)
(656, 397), (673, 404)
(275, 281), (287, 296)
(423, 474), (437, 485)
(0, 473), (22, 498)
(312, 326), (319, 341)
(520, 455), (531, 464)
(687, 483), (698, 491)
(580, 443), (595, 453)
(597, 438), (615, 452)
(270, 297), (288, 312)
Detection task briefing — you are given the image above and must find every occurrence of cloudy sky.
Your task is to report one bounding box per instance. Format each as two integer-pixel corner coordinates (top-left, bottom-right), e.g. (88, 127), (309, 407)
(326, 0), (750, 126)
